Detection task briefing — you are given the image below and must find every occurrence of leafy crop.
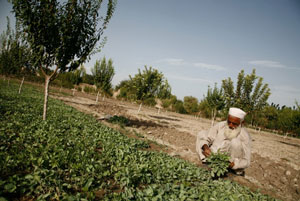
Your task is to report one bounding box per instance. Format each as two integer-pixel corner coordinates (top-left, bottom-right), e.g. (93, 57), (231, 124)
(206, 151), (231, 178)
(107, 115), (130, 126)
(0, 80), (278, 200)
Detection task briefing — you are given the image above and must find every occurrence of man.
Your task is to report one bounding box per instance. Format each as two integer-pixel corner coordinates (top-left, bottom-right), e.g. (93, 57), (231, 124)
(196, 107), (251, 174)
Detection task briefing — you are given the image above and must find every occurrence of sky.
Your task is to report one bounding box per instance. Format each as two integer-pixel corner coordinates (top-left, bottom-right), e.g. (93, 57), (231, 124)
(1, 0), (300, 107)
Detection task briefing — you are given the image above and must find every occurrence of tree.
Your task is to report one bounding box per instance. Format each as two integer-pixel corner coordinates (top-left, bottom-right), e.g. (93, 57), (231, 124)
(119, 66), (171, 104)
(221, 69), (270, 125)
(11, 0), (116, 120)
(129, 66), (164, 101)
(261, 104), (279, 129)
(91, 57), (115, 96)
(277, 107), (294, 136)
(82, 73), (94, 85)
(157, 79), (172, 99)
(198, 99), (210, 118)
(0, 17), (32, 78)
(204, 83), (225, 126)
(221, 77), (234, 111)
(183, 96), (199, 114)
(71, 64), (86, 85)
(162, 94), (177, 109)
(174, 99), (187, 114)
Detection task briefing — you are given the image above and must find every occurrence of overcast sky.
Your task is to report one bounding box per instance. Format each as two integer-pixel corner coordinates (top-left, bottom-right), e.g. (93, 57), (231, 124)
(1, 0), (300, 107)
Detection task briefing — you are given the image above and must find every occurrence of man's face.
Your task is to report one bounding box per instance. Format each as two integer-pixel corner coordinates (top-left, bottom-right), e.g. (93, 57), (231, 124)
(227, 115), (241, 130)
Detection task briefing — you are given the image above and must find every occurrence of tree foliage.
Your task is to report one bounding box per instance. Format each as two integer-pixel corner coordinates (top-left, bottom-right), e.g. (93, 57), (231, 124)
(0, 17), (32, 76)
(183, 96), (199, 114)
(222, 69), (270, 125)
(257, 103), (300, 137)
(161, 95), (187, 114)
(197, 69), (300, 137)
(11, 0), (116, 120)
(71, 64), (86, 85)
(203, 83), (225, 123)
(92, 57), (115, 95)
(118, 66), (171, 104)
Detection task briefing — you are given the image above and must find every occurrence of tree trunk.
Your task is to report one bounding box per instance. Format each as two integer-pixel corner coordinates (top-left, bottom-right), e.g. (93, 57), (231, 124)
(284, 131), (289, 139)
(43, 76), (50, 120)
(251, 114), (255, 126)
(211, 109), (216, 127)
(96, 91), (100, 103)
(18, 76), (25, 94)
(197, 111), (201, 119)
(41, 65), (59, 121)
(138, 103), (142, 114)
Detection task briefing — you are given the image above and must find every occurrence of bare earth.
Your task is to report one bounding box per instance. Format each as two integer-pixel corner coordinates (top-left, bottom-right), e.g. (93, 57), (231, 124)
(50, 89), (300, 201)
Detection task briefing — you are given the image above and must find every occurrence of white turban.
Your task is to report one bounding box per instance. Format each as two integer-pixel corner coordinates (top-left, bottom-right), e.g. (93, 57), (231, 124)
(229, 107), (246, 120)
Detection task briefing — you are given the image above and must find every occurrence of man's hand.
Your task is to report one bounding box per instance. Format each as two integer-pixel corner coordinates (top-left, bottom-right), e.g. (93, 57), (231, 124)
(202, 144), (211, 157)
(229, 162), (235, 169)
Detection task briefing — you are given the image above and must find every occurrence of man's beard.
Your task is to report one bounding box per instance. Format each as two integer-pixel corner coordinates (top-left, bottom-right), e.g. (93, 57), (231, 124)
(224, 125), (241, 140)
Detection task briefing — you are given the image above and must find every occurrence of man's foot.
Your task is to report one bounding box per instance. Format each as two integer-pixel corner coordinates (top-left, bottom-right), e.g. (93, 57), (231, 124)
(228, 168), (245, 176)
(234, 170), (245, 176)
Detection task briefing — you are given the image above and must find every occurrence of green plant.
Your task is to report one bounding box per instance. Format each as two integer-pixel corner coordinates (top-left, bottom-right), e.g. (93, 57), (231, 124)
(183, 96), (199, 114)
(206, 151), (231, 178)
(143, 97), (156, 106)
(118, 66), (171, 103)
(92, 57), (115, 95)
(83, 86), (96, 94)
(108, 115), (130, 126)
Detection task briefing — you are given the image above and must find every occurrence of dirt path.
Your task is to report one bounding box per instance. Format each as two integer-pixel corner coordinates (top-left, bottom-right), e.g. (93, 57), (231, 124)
(51, 91), (300, 201)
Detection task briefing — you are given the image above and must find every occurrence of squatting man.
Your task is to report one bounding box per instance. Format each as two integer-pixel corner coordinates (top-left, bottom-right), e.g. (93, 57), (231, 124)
(196, 107), (251, 175)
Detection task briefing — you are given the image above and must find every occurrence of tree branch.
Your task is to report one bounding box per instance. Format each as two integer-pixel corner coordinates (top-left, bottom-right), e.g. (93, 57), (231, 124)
(40, 65), (47, 77)
(50, 65), (59, 78)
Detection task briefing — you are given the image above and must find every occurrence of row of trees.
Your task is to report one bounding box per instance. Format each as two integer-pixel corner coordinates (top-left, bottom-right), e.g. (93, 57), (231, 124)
(54, 57), (115, 97)
(200, 69), (270, 125)
(120, 67), (298, 137)
(199, 69), (299, 137)
(0, 16), (117, 94)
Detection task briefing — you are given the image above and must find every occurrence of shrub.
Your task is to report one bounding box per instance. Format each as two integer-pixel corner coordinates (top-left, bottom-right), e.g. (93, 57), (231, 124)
(83, 86), (96, 94)
(107, 115), (130, 126)
(143, 97), (156, 106)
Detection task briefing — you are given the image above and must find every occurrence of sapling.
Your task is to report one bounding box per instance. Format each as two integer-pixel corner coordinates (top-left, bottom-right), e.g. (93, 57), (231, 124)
(206, 151), (230, 178)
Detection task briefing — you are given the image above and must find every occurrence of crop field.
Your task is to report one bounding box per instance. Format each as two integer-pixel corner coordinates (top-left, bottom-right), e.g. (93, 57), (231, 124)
(0, 80), (277, 200)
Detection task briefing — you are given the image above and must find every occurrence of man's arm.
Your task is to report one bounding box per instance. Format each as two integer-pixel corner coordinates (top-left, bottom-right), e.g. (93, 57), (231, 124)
(196, 123), (220, 160)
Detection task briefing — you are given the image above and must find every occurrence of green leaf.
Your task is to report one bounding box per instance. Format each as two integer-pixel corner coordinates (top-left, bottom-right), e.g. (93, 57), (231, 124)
(82, 178), (94, 192)
(0, 197), (8, 201)
(4, 183), (16, 193)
